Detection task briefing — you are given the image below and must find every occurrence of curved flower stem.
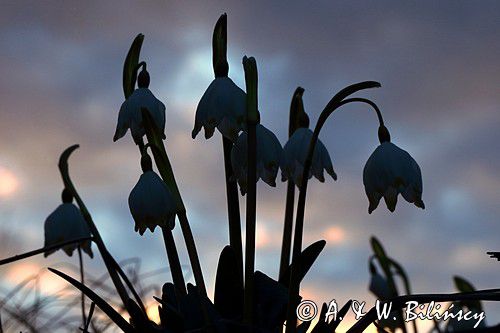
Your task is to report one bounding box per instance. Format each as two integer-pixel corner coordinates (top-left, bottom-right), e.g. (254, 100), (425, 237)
(162, 227), (187, 298)
(285, 82), (382, 333)
(243, 56), (258, 325)
(77, 246), (87, 328)
(58, 145), (131, 311)
(141, 108), (207, 296)
(222, 136), (243, 283)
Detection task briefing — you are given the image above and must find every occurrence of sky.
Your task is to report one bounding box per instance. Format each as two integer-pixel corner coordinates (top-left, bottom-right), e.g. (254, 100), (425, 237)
(0, 1), (499, 332)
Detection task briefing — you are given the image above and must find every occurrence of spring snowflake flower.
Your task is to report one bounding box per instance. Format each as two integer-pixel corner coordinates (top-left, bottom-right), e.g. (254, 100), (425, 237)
(231, 124), (282, 194)
(114, 69), (166, 143)
(128, 155), (176, 235)
(280, 128), (336, 187)
(363, 141), (424, 214)
(44, 191), (93, 258)
(192, 77), (246, 142)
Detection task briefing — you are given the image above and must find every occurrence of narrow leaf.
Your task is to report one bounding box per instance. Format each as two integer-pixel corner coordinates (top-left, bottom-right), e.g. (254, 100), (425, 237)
(48, 268), (134, 333)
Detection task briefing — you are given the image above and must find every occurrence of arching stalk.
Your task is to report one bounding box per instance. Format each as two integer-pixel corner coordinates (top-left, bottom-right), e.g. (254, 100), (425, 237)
(285, 82), (382, 333)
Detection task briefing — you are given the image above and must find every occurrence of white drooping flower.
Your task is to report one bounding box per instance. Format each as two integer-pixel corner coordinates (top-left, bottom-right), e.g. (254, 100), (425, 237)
(363, 141), (424, 214)
(280, 127), (337, 187)
(128, 170), (177, 235)
(192, 77), (246, 142)
(114, 88), (166, 143)
(44, 202), (93, 258)
(231, 124), (283, 194)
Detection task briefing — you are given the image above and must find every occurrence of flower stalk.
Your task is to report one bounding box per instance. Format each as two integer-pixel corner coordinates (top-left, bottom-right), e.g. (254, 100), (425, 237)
(243, 56), (258, 325)
(77, 246), (86, 328)
(141, 108), (207, 297)
(222, 136), (243, 280)
(162, 227), (187, 298)
(278, 87), (306, 280)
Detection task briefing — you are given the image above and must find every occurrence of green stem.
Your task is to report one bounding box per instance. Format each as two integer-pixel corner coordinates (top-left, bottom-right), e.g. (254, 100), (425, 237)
(141, 108), (207, 296)
(278, 181), (295, 280)
(58, 145), (131, 310)
(161, 227), (187, 298)
(244, 121), (257, 325)
(242, 56), (258, 325)
(78, 246), (87, 328)
(222, 136), (243, 283)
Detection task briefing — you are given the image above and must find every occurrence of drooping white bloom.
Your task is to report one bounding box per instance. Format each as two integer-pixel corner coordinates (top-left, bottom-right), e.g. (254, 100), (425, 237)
(44, 203), (93, 258)
(114, 88), (166, 143)
(128, 170), (176, 235)
(231, 124), (282, 194)
(363, 142), (424, 214)
(192, 77), (246, 142)
(280, 128), (337, 187)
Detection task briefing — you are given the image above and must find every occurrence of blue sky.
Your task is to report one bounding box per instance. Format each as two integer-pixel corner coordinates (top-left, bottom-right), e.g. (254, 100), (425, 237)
(0, 1), (499, 331)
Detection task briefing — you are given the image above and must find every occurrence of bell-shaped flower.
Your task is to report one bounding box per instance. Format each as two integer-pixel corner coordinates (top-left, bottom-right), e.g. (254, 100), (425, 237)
(231, 124), (282, 194)
(44, 194), (93, 258)
(363, 141), (424, 214)
(280, 128), (337, 187)
(192, 77), (246, 142)
(114, 69), (166, 143)
(129, 156), (177, 235)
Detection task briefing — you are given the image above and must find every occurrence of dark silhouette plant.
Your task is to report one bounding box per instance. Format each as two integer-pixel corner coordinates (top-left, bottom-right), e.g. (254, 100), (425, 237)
(1, 13), (500, 333)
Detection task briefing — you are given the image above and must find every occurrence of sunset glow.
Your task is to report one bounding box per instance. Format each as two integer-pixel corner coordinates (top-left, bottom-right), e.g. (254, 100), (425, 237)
(0, 166), (18, 197)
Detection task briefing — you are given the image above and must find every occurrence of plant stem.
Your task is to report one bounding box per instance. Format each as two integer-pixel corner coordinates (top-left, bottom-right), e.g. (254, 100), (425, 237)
(285, 173), (309, 333)
(142, 109), (207, 297)
(77, 246), (87, 328)
(0, 237), (92, 266)
(222, 136), (243, 282)
(242, 56), (258, 326)
(279, 181), (295, 280)
(177, 211), (206, 295)
(244, 121), (257, 325)
(161, 227), (187, 298)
